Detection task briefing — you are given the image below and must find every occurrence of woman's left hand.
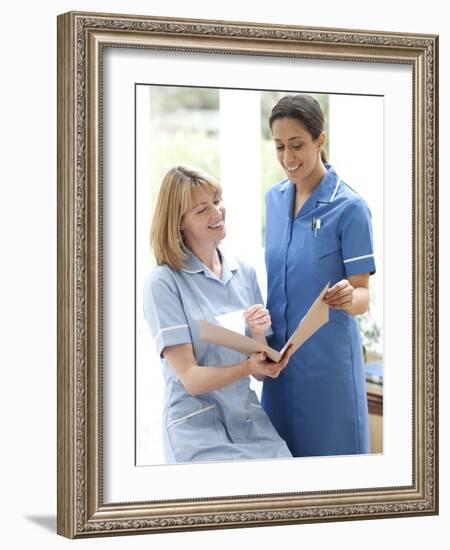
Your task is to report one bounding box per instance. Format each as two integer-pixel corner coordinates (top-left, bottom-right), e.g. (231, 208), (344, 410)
(324, 279), (355, 310)
(244, 304), (271, 336)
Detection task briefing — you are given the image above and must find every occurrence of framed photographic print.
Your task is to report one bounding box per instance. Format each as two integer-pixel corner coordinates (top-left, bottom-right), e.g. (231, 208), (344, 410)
(57, 11), (438, 538)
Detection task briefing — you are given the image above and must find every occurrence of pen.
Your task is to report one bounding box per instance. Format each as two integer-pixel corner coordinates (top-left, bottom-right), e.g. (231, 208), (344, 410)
(313, 217), (321, 237)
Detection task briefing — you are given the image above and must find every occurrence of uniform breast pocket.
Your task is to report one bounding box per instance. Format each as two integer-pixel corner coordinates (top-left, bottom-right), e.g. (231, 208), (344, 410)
(313, 229), (344, 281)
(314, 226), (339, 258)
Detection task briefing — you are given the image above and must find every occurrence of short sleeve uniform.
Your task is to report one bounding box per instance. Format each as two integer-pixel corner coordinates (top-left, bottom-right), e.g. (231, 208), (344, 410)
(263, 164), (376, 457)
(143, 249), (291, 463)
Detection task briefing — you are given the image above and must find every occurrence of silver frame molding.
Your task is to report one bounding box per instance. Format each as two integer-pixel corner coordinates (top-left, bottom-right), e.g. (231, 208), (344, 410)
(57, 11), (439, 538)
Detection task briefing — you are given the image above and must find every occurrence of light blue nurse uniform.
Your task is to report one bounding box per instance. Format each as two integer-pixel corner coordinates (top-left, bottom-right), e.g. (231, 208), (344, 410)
(262, 164), (376, 457)
(143, 248), (292, 463)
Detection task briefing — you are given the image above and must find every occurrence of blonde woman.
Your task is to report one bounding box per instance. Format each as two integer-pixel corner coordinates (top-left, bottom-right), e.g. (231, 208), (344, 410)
(143, 165), (292, 463)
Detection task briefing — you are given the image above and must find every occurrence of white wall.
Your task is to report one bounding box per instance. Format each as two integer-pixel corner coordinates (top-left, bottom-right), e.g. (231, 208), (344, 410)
(1, 1), (447, 548)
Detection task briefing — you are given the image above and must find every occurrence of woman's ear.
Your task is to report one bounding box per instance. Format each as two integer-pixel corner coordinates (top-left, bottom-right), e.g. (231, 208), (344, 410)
(318, 131), (326, 150)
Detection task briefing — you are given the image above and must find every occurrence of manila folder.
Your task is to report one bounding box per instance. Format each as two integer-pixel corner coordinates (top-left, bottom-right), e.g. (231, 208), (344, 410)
(199, 282), (330, 362)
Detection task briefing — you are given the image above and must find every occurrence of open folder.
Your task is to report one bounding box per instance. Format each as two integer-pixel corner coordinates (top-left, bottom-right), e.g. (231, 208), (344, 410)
(200, 283), (330, 362)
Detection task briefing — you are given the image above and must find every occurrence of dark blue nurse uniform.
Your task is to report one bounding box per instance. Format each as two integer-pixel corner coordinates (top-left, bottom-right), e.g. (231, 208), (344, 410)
(262, 164), (376, 457)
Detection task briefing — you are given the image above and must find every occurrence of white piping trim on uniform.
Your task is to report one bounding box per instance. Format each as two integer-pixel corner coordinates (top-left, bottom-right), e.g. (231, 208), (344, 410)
(343, 253), (374, 264)
(167, 405), (215, 429)
(155, 324), (189, 341)
(330, 178), (341, 202)
(250, 403), (262, 408)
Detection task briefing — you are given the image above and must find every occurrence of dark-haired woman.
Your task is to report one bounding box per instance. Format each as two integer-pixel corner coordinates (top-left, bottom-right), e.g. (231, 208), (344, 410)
(262, 94), (376, 457)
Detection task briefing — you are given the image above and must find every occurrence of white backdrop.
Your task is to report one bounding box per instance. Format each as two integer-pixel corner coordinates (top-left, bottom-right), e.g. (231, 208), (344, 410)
(0, 0), (447, 548)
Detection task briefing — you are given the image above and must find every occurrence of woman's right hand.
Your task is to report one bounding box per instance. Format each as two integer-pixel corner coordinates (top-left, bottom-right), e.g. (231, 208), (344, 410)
(245, 349), (291, 379)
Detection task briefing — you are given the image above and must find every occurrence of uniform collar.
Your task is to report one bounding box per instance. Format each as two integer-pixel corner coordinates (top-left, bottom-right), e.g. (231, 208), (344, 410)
(279, 164), (341, 217)
(181, 247), (238, 285)
(316, 164), (341, 204)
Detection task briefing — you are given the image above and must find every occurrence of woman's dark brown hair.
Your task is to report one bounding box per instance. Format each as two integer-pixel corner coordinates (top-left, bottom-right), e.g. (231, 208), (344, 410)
(269, 94), (328, 163)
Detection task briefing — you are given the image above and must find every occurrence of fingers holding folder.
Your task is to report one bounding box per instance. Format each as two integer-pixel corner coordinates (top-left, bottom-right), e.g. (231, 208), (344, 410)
(247, 345), (293, 380)
(199, 283), (330, 364)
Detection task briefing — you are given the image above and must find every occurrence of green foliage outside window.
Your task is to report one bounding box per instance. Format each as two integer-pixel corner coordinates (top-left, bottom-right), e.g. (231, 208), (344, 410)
(148, 86), (220, 206)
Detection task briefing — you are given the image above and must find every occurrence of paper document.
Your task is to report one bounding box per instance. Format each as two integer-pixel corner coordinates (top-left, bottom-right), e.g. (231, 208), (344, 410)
(215, 309), (246, 335)
(200, 283), (330, 362)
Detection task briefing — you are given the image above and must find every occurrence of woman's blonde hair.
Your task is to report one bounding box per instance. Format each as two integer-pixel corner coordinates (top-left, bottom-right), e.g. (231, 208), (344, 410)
(150, 165), (222, 270)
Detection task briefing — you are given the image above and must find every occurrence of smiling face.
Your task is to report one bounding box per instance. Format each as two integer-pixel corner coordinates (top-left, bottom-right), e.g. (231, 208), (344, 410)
(271, 117), (326, 187)
(180, 187), (226, 250)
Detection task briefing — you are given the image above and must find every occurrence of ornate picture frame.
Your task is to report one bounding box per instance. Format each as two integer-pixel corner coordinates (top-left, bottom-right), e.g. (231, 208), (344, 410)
(57, 11), (438, 538)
